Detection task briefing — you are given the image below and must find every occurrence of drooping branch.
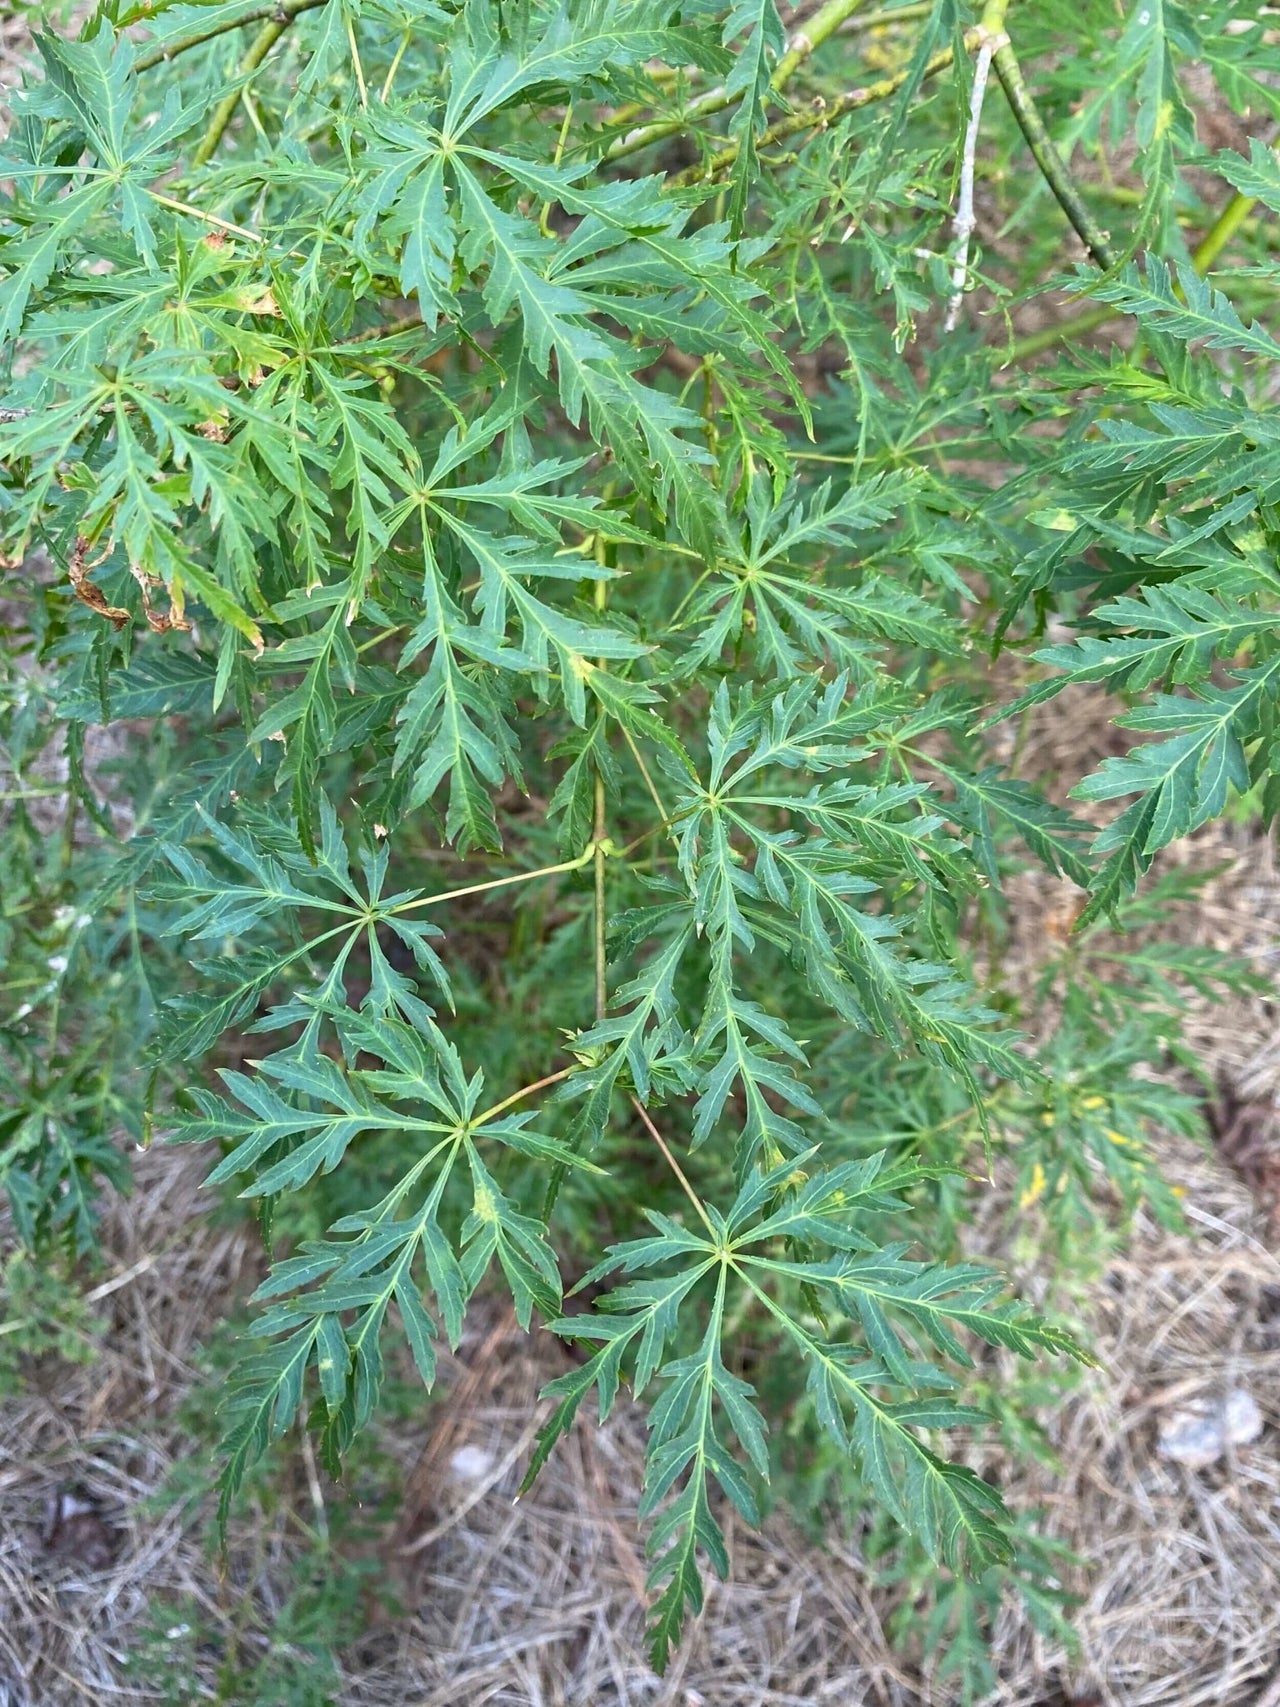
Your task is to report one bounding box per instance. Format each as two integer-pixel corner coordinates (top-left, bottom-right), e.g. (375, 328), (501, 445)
(190, 13), (299, 167)
(1007, 148), (1270, 361)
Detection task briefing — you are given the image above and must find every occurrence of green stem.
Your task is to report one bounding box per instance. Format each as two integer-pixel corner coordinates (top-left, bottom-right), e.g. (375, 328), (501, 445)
(1007, 300), (1115, 362)
(146, 189), (262, 242)
(190, 15), (296, 167)
(629, 1095), (717, 1238)
(593, 770), (608, 1022)
(392, 850), (596, 916)
(851, 1), (934, 27)
(474, 1066), (577, 1127)
(771, 0), (870, 89)
(990, 31), (1113, 269)
(1190, 189), (1257, 273)
(135, 0), (327, 74)
(673, 38), (963, 187)
(604, 0), (870, 165)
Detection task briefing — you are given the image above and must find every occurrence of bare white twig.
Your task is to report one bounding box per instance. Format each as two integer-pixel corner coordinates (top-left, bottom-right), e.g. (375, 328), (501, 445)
(944, 27), (1005, 332)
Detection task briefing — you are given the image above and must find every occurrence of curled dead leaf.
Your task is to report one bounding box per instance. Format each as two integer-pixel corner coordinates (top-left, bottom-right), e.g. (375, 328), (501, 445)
(238, 288), (281, 317)
(132, 566), (192, 634)
(68, 537), (130, 630)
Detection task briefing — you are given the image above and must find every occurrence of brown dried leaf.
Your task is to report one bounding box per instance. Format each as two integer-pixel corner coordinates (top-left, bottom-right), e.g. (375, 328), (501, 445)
(68, 536), (130, 630)
(238, 288), (281, 317)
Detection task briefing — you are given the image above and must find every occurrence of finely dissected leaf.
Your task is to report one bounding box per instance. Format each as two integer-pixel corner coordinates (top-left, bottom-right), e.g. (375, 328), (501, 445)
(527, 1144), (1086, 1663)
(990, 581), (1280, 721)
(939, 766), (1093, 889)
(1073, 661), (1280, 919)
(1104, 0), (1196, 257)
(721, 0), (784, 234)
(1081, 254), (1280, 362)
(1213, 139), (1280, 213)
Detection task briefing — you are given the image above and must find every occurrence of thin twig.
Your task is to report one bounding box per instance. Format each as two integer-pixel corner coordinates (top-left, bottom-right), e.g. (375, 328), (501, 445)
(392, 849), (596, 916)
(619, 723), (671, 825)
(1193, 189), (1256, 273)
(945, 4), (1006, 331)
(146, 189), (263, 243)
(298, 1427), (329, 1545)
(83, 1255), (157, 1304)
(629, 1095), (717, 1239)
(591, 552), (610, 1024)
(474, 1066), (577, 1128)
(345, 11), (368, 107)
(673, 41), (964, 187)
(593, 771), (608, 1022)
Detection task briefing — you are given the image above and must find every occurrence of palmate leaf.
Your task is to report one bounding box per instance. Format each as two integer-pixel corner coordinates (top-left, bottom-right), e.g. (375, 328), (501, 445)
(3, 31), (203, 291)
(466, 147), (809, 420)
(153, 798), (450, 1055)
(436, 508), (646, 717)
(528, 1149), (1087, 1666)
(1062, 401), (1259, 483)
(786, 778), (972, 893)
(445, 159), (723, 558)
(12, 0), (1248, 1670)
(667, 679), (1025, 1148)
(688, 565), (958, 678)
(448, 0), (701, 135)
(58, 647), (217, 724)
(1059, 403), (1280, 527)
(195, 1006), (605, 1524)
(685, 473), (953, 677)
(741, 472), (919, 565)
(546, 917), (696, 1201)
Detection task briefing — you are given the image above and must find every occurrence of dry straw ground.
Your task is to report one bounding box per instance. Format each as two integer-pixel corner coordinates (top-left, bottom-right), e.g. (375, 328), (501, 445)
(2, 1069), (1280, 1707)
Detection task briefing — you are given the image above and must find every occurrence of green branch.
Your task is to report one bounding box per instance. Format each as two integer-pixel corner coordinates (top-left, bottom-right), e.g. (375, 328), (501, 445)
(190, 13), (298, 167)
(990, 29), (1114, 270)
(604, 0), (871, 165)
(1007, 164), (1263, 363)
(672, 37), (966, 187)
